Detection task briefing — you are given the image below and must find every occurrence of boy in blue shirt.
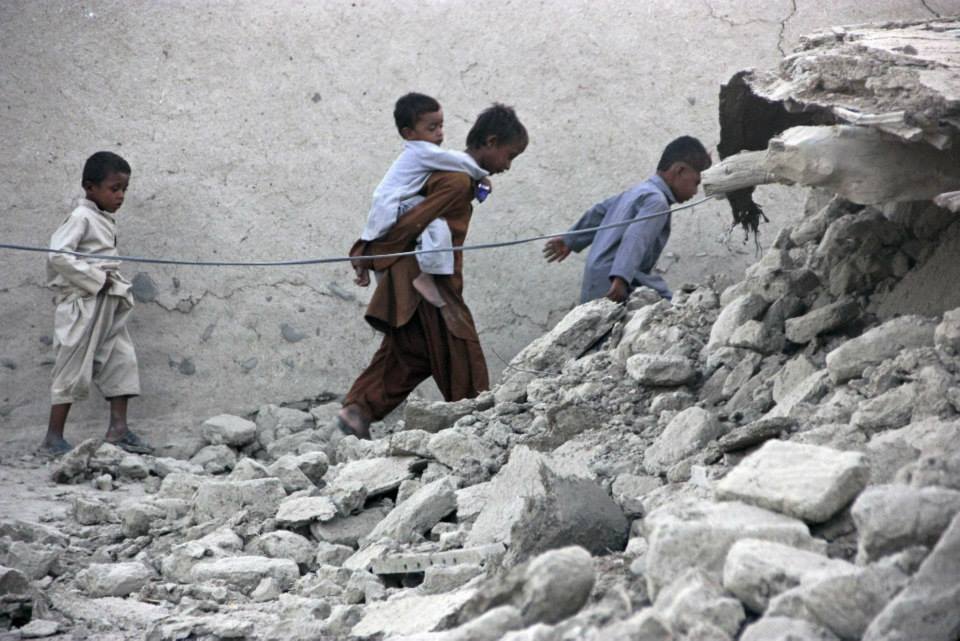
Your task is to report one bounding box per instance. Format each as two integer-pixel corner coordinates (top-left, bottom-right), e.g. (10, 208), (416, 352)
(544, 136), (711, 302)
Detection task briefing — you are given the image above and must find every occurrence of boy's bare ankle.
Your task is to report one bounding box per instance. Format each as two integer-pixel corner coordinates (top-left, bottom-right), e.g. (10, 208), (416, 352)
(413, 273), (446, 308)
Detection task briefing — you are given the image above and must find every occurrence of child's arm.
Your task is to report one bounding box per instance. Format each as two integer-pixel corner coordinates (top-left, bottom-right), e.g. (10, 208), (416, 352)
(609, 193), (670, 292)
(48, 213), (110, 296)
(413, 144), (489, 181)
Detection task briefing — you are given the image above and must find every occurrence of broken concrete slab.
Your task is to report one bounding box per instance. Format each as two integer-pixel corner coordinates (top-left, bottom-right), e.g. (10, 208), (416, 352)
(626, 353), (697, 386)
(785, 299), (860, 344)
(644, 407), (725, 475)
(716, 440), (869, 523)
(851, 484), (960, 564)
(351, 589), (475, 638)
(722, 538), (856, 613)
(706, 293), (769, 353)
(75, 562), (154, 597)
(191, 555), (299, 594)
(465, 446), (628, 562)
(825, 315), (937, 383)
(369, 544), (505, 576)
(510, 298), (625, 371)
(405, 395), (494, 434)
(310, 506), (390, 547)
(331, 456), (420, 496)
(200, 414), (257, 447)
(193, 477), (287, 522)
(275, 495), (338, 528)
(363, 477), (457, 545)
(245, 530), (317, 572)
(644, 498), (819, 599)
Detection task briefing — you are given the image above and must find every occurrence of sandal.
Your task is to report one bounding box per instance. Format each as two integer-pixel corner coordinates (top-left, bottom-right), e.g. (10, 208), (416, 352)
(107, 429), (153, 454)
(38, 438), (73, 457)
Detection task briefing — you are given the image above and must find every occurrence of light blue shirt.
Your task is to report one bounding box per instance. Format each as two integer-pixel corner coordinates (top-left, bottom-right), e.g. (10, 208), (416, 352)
(564, 175), (676, 303)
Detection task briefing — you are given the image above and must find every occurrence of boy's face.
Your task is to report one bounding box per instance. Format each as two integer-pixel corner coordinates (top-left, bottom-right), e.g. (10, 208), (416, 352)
(476, 136), (527, 175)
(402, 109), (444, 145)
(663, 162), (701, 203)
(84, 171), (130, 213)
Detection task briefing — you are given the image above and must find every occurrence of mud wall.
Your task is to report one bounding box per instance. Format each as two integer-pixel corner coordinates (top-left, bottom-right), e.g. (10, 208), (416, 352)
(0, 0), (951, 427)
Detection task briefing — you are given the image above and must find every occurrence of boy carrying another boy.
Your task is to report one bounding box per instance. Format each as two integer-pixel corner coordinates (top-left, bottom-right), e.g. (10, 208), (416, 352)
(356, 92), (492, 308)
(41, 151), (152, 456)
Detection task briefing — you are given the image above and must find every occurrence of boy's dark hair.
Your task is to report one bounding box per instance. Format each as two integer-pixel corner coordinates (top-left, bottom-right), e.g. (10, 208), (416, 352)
(394, 92), (441, 133)
(83, 151), (131, 185)
(466, 103), (528, 149)
(656, 136), (712, 172)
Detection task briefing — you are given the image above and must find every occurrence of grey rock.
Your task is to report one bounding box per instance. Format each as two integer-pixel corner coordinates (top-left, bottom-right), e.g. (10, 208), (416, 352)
(456, 482), (491, 524)
(717, 417), (797, 453)
(722, 538), (856, 612)
(291, 450), (329, 484)
(363, 478), (457, 545)
(785, 299), (860, 344)
(0, 520), (68, 547)
(280, 322), (307, 343)
(191, 556), (299, 593)
(729, 319), (776, 353)
(862, 512), (960, 641)
(896, 448), (960, 490)
(18, 618), (61, 639)
(72, 495), (115, 525)
(626, 353), (697, 386)
(161, 528), (244, 583)
(332, 456), (419, 496)
(119, 501), (167, 538)
(275, 495), (337, 527)
(76, 561), (154, 597)
(405, 395), (494, 434)
(421, 564), (485, 595)
(740, 617), (840, 641)
(256, 404), (314, 448)
(865, 418), (959, 484)
(850, 384), (917, 434)
(825, 315), (937, 383)
(772, 355), (819, 405)
(310, 507), (390, 544)
(351, 589), (476, 638)
(716, 440), (869, 523)
(428, 428), (491, 471)
(268, 456), (315, 493)
(510, 298), (624, 371)
(245, 530), (317, 571)
(193, 477), (287, 521)
(189, 444), (237, 474)
(653, 568), (745, 639)
(315, 541), (354, 566)
(764, 370), (832, 419)
(934, 307), (960, 357)
(228, 457), (271, 481)
(466, 446), (628, 562)
(706, 293), (769, 352)
(644, 407), (724, 475)
(851, 484), (960, 563)
(387, 429), (433, 457)
(644, 498), (819, 599)
(200, 414), (257, 447)
(610, 473), (663, 517)
(587, 609), (671, 641)
(157, 471), (205, 500)
(1, 541), (60, 580)
(131, 272), (159, 302)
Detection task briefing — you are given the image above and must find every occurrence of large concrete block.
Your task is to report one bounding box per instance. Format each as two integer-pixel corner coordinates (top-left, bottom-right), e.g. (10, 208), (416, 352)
(200, 414), (257, 447)
(715, 440), (869, 523)
(362, 477), (457, 545)
(193, 478), (287, 522)
(825, 315), (937, 383)
(644, 407), (724, 475)
(465, 446), (628, 562)
(644, 498), (819, 599)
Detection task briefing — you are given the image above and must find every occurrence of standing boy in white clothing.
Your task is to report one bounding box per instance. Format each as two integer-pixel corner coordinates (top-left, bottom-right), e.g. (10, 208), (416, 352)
(41, 151), (152, 456)
(355, 92), (491, 308)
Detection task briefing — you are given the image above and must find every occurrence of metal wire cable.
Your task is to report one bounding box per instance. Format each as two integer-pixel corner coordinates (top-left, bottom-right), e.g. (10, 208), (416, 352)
(0, 195), (713, 267)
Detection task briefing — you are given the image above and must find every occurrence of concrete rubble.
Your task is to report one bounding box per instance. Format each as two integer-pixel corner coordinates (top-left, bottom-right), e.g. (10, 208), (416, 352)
(4, 16), (960, 641)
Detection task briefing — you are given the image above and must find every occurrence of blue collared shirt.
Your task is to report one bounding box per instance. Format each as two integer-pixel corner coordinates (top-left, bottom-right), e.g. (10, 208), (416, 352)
(564, 175), (676, 303)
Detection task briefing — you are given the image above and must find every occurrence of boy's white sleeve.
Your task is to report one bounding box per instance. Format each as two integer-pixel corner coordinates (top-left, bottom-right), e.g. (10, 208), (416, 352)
(414, 145), (489, 181)
(48, 213), (108, 295)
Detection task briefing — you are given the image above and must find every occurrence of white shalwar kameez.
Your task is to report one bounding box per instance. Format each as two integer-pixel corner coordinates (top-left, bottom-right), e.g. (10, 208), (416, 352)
(361, 141), (487, 275)
(46, 198), (140, 404)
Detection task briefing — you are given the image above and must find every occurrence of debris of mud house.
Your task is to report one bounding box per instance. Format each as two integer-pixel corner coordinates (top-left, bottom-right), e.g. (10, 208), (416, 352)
(3, 16), (960, 641)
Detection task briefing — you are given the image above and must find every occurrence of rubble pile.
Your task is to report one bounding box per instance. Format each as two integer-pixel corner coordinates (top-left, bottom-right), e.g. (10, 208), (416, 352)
(3, 17), (960, 641)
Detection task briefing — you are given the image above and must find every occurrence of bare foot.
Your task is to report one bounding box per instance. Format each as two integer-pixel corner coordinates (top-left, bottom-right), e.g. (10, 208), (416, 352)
(354, 265), (371, 287)
(337, 405), (372, 440)
(413, 273), (446, 308)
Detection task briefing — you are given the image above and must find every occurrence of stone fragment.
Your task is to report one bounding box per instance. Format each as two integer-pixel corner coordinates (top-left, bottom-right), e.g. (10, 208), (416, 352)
(387, 429), (433, 457)
(610, 473), (663, 517)
(768, 548), (922, 641)
(466, 446), (628, 562)
(351, 589), (475, 638)
(76, 562), (154, 597)
(427, 428), (491, 470)
(644, 498), (818, 599)
(228, 457), (270, 481)
(1, 541), (60, 580)
(764, 370), (831, 419)
(157, 472), (205, 500)
(315, 541), (354, 567)
(896, 448), (960, 490)
(934, 307), (960, 357)
(200, 414), (257, 447)
(785, 299), (860, 344)
(363, 478), (457, 545)
(420, 564), (485, 595)
(626, 353), (697, 386)
(256, 404), (314, 448)
(644, 407), (724, 475)
(119, 501), (167, 538)
(653, 568), (745, 639)
(862, 512), (960, 641)
(865, 418), (959, 484)
(825, 315), (937, 383)
(18, 618), (61, 639)
(275, 496), (337, 527)
(510, 298), (624, 371)
(706, 293), (769, 352)
(332, 456), (419, 496)
(740, 617), (840, 641)
(851, 484), (960, 563)
(715, 440), (869, 523)
(0, 521), (68, 547)
(311, 506), (390, 547)
(405, 395), (493, 433)
(772, 355), (819, 405)
(191, 556), (299, 594)
(160, 528), (243, 582)
(587, 609), (671, 641)
(267, 456), (315, 493)
(729, 319), (775, 352)
(245, 530), (316, 572)
(717, 417), (797, 453)
(189, 444), (237, 474)
(193, 478), (287, 522)
(290, 450), (329, 484)
(850, 383), (917, 434)
(722, 538), (856, 612)
(72, 495), (115, 525)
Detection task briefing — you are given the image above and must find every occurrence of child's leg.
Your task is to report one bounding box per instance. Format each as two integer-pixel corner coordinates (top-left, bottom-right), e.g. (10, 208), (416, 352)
(414, 220), (454, 308)
(41, 403), (73, 453)
(105, 395), (129, 441)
